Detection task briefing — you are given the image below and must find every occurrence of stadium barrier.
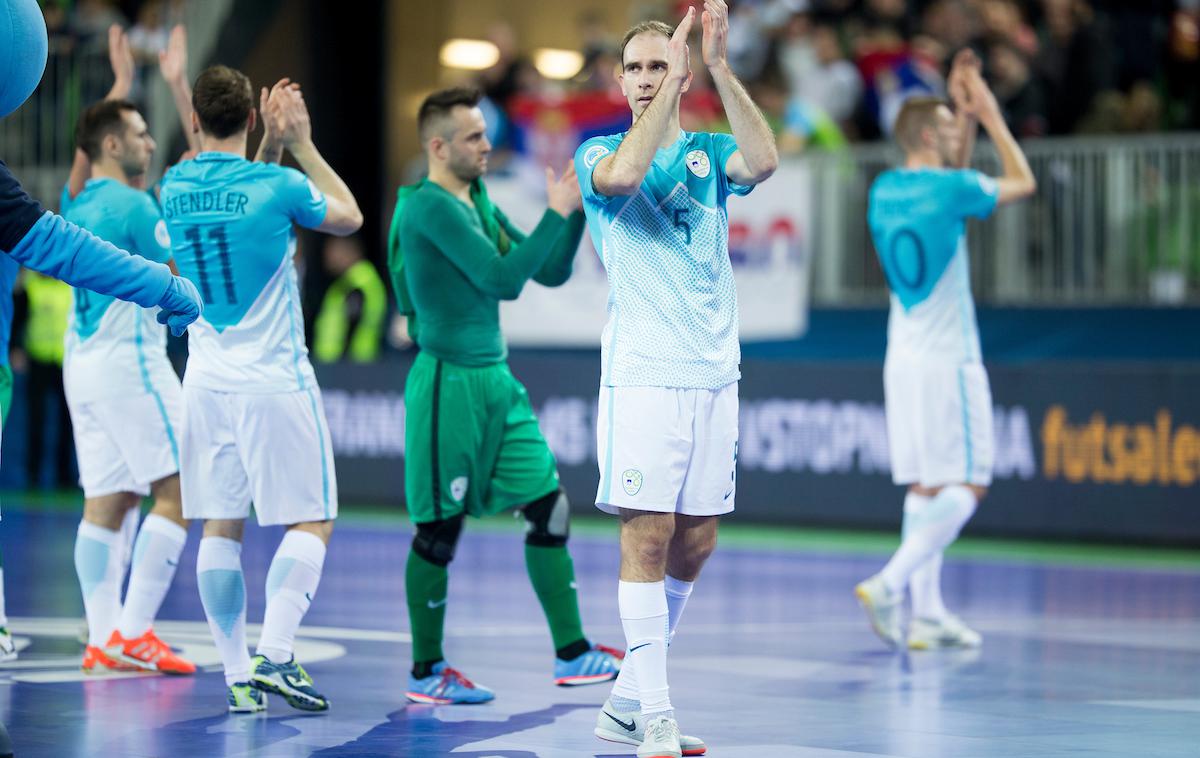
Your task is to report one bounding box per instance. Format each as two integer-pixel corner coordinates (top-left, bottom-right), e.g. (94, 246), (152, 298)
(808, 134), (1200, 306)
(314, 355), (1200, 545)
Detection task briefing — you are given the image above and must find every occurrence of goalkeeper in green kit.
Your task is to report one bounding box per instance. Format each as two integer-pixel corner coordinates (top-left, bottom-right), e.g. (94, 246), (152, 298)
(390, 87), (623, 704)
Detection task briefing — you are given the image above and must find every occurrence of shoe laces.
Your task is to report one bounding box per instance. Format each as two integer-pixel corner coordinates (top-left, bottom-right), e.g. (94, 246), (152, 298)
(292, 662), (314, 685)
(646, 716), (678, 741)
(594, 643), (625, 660)
(137, 631), (171, 661)
(439, 666), (476, 690)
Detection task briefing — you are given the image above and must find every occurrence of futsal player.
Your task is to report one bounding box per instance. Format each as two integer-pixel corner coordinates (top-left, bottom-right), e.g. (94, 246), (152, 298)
(390, 86), (623, 705)
(160, 66), (361, 713)
(63, 97), (196, 676)
(0, 22), (197, 663)
(574, 3), (777, 755)
(855, 57), (1036, 650)
(0, 3), (199, 752)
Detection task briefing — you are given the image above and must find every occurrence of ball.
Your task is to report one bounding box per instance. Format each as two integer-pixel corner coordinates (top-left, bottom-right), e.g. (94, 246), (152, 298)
(0, 0), (48, 119)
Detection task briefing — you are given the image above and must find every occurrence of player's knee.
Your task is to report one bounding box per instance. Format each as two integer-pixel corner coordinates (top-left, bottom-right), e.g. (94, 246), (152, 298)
(968, 485), (988, 503)
(522, 488), (570, 548)
(412, 515), (465, 567)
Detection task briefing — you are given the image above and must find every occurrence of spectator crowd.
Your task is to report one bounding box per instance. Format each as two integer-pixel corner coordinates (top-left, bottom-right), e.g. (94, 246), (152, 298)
(473, 1), (1200, 156)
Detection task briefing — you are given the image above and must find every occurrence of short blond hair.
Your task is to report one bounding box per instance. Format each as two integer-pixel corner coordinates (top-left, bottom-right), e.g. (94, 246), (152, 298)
(893, 96), (948, 153)
(620, 20), (673, 65)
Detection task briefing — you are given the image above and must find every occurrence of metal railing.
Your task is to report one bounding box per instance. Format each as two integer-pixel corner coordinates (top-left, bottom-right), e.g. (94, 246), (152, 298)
(806, 134), (1200, 306)
(0, 0), (233, 207)
(0, 36), (119, 205)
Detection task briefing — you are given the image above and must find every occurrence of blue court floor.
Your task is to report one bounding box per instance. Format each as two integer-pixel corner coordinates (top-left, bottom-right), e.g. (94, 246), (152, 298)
(1, 501), (1198, 757)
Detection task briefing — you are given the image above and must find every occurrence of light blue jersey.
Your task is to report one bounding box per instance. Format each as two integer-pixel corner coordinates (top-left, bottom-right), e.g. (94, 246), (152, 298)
(575, 130), (751, 389)
(160, 152), (327, 392)
(61, 178), (175, 404)
(868, 168), (999, 363)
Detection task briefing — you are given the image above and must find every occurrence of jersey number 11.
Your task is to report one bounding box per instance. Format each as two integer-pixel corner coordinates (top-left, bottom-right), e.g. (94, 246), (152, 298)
(183, 225), (237, 306)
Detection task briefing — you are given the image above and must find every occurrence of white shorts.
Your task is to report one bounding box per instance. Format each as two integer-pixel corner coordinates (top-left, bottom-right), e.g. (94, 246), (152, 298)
(68, 388), (182, 498)
(884, 359), (993, 488)
(595, 383), (739, 517)
(180, 385), (338, 526)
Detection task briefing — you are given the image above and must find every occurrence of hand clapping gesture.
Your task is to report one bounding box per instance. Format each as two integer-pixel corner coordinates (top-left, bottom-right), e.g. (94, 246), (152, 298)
(665, 6), (695, 93)
(545, 161), (581, 218)
(700, 0), (730, 71)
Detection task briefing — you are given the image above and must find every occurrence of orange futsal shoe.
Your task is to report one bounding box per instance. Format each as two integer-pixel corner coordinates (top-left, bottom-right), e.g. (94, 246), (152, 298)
(81, 644), (138, 674)
(105, 629), (196, 675)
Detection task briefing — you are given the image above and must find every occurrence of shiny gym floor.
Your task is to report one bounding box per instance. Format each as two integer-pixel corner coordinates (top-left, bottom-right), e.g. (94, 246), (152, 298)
(1, 499), (1197, 757)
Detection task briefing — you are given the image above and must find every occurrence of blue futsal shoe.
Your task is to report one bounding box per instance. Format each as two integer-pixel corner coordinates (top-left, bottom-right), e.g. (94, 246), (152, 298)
(406, 662), (495, 704)
(227, 681), (267, 713)
(555, 642), (623, 686)
(249, 654), (330, 711)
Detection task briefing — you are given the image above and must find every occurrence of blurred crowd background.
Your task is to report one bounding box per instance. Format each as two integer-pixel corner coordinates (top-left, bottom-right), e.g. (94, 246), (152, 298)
(455, 0), (1200, 157)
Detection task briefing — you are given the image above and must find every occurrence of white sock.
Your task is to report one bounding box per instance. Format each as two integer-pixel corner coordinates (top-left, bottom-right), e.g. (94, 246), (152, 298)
(616, 580), (671, 716)
(74, 521), (123, 647)
(256, 530), (326, 663)
(911, 553), (947, 620)
(197, 536), (251, 686)
(880, 486), (977, 595)
(664, 575), (694, 644)
(117, 514), (187, 639)
(118, 506), (141, 576)
(900, 492), (947, 619)
(0, 565), (8, 628)
(611, 575), (694, 707)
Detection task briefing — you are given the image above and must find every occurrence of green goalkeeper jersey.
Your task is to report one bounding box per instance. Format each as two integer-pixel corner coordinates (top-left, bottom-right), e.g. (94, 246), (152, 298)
(389, 178), (584, 366)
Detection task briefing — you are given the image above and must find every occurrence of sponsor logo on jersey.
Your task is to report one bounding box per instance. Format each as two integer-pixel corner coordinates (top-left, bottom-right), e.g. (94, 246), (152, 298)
(685, 149), (711, 179)
(621, 469), (643, 496)
(306, 178), (323, 203)
(450, 476), (469, 502)
(584, 145), (610, 169)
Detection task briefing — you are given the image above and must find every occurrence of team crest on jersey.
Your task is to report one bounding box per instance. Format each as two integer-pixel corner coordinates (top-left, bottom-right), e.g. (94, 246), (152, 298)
(583, 145), (610, 169)
(685, 150), (711, 178)
(154, 219), (171, 248)
(621, 469), (643, 496)
(450, 476), (469, 503)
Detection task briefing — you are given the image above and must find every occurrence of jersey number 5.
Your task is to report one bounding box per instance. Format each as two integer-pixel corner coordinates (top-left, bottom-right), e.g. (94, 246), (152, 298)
(183, 225), (237, 306)
(673, 207), (691, 245)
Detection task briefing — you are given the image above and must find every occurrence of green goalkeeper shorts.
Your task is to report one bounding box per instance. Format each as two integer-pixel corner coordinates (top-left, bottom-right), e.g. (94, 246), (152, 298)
(404, 352), (559, 524)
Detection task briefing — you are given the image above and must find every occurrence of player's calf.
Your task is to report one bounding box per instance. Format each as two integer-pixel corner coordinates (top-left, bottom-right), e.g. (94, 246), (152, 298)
(523, 489), (625, 686)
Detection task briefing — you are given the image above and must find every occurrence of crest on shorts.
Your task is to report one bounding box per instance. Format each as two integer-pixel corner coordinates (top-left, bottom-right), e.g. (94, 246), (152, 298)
(685, 150), (710, 178)
(621, 469), (643, 496)
(450, 476), (469, 503)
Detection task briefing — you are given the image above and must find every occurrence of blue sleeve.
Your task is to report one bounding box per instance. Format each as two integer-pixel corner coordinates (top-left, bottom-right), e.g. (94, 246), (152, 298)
(8, 211), (172, 308)
(574, 135), (623, 206)
(0, 160), (47, 253)
(127, 193), (172, 264)
(712, 132), (753, 198)
(272, 166), (328, 229)
(951, 170), (999, 220)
